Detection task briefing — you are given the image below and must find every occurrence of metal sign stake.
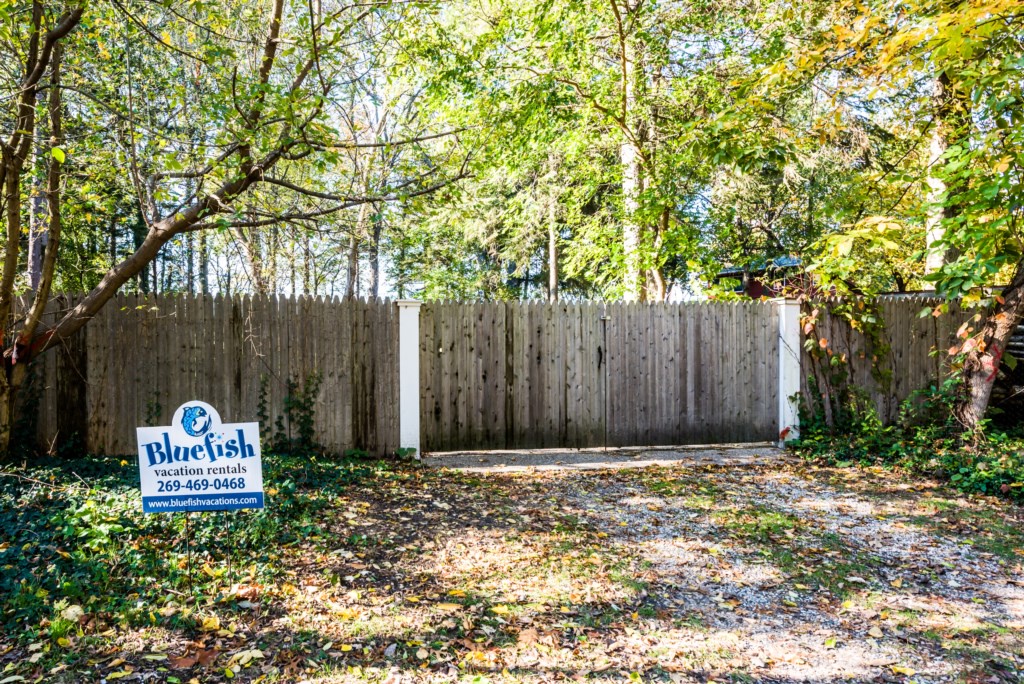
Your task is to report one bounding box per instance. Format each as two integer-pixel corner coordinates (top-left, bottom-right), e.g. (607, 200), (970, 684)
(184, 511), (193, 596)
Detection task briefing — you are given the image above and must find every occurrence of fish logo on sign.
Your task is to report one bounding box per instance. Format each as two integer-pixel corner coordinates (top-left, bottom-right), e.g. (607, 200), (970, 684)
(181, 406), (212, 437)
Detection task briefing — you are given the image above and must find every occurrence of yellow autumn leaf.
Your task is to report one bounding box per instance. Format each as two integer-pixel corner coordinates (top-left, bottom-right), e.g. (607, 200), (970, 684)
(201, 616), (220, 632)
(890, 665), (916, 676)
(490, 605), (511, 615)
(436, 603), (462, 611)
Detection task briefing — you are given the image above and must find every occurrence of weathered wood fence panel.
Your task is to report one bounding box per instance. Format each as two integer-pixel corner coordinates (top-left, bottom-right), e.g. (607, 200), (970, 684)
(800, 296), (971, 423)
(604, 302), (779, 446)
(21, 293), (972, 456)
(420, 301), (780, 451)
(28, 294), (399, 455)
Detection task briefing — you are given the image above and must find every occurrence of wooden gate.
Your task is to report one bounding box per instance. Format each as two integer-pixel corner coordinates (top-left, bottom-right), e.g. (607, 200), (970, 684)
(419, 301), (779, 451)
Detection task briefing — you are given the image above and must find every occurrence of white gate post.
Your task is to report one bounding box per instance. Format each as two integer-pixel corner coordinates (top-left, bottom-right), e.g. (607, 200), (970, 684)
(396, 300), (422, 459)
(776, 298), (802, 447)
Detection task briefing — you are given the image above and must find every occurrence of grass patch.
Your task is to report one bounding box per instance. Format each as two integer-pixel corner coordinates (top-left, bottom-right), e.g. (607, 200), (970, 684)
(644, 475), (720, 509)
(905, 503), (1024, 561)
(711, 505), (802, 543)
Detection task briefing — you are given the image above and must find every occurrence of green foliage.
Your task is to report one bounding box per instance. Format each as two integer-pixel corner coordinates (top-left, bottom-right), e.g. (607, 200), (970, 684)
(395, 447), (417, 460)
(278, 371), (323, 455)
(8, 367), (42, 462)
(257, 375), (272, 445)
(0, 453), (392, 637)
(794, 379), (1024, 502)
(258, 371), (322, 455)
(800, 299), (893, 429)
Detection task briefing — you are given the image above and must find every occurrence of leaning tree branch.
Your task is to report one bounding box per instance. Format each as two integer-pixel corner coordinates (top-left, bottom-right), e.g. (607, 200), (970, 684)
(308, 128), (468, 150)
(185, 159), (473, 232)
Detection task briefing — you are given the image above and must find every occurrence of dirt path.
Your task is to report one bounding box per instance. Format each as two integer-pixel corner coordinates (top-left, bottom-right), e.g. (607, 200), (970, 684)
(398, 453), (1024, 682)
(552, 463), (1024, 683)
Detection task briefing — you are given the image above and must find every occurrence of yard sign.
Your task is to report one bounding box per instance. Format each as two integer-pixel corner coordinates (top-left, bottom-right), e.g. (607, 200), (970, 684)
(136, 401), (264, 513)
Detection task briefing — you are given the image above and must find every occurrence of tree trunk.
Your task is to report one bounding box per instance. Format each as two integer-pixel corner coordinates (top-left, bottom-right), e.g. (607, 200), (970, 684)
(186, 231), (195, 294)
(27, 90), (47, 291)
(345, 234), (359, 299)
(0, 38), (68, 456)
(548, 197), (558, 303)
(370, 216), (381, 299)
(199, 230), (209, 295)
(108, 215), (117, 272)
(955, 262), (1024, 431)
(620, 36), (643, 302)
(347, 196), (371, 299)
(302, 236), (311, 296)
(645, 206), (669, 302)
(0, 378), (13, 459)
(233, 226), (268, 295)
(132, 210), (148, 293)
(621, 147), (643, 301)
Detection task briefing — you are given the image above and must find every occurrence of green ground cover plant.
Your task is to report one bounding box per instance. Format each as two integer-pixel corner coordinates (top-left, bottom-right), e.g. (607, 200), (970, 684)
(0, 453), (388, 638)
(794, 381), (1024, 502)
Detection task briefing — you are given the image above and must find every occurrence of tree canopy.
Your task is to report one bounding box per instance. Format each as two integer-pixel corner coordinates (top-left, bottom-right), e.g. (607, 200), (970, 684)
(0, 0), (1022, 442)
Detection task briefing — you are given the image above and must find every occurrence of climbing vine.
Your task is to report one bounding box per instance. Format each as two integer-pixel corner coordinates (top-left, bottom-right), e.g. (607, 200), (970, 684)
(798, 296), (894, 431)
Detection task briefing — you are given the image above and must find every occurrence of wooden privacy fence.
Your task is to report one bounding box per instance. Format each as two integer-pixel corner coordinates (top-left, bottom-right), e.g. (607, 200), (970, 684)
(23, 293), (970, 455)
(419, 301), (781, 450)
(801, 296), (971, 424)
(29, 294), (400, 455)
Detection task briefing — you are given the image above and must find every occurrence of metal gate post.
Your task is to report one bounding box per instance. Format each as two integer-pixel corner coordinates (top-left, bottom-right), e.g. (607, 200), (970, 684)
(397, 300), (422, 459)
(776, 298), (801, 447)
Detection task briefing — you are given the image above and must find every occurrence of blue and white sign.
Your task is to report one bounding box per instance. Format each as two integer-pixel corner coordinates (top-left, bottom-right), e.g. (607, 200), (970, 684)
(136, 401), (264, 513)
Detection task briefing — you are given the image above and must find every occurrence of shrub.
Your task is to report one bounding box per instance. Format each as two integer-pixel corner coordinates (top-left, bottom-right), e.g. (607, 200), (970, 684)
(793, 379), (1024, 502)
